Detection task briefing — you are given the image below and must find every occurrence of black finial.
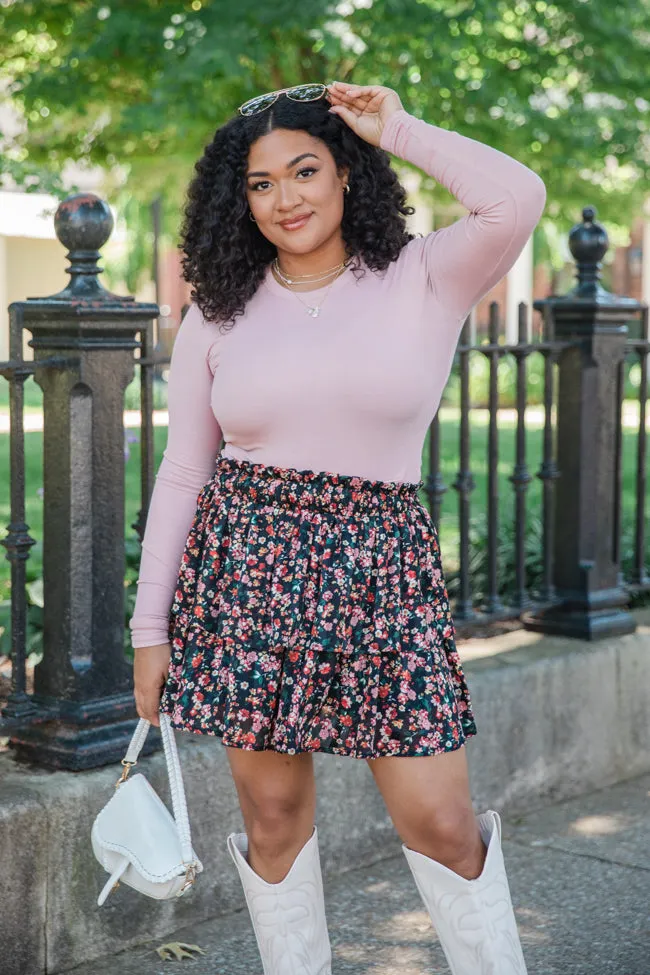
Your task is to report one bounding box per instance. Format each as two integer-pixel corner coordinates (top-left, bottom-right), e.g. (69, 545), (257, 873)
(43, 192), (131, 303)
(54, 192), (114, 252)
(567, 205), (611, 300)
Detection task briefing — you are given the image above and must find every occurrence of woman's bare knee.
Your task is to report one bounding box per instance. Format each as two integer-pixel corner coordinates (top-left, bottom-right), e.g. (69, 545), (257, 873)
(225, 747), (316, 882)
(226, 748), (315, 824)
(405, 802), (483, 874)
(367, 748), (485, 879)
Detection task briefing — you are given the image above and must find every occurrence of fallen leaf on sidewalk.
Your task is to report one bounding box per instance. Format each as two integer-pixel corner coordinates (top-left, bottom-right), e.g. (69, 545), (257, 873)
(155, 941), (206, 961)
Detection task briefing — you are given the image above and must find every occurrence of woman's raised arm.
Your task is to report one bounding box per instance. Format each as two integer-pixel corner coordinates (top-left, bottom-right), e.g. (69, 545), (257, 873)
(380, 109), (546, 321)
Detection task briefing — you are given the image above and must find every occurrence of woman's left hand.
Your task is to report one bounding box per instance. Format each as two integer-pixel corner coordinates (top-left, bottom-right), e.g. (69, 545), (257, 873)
(326, 82), (403, 147)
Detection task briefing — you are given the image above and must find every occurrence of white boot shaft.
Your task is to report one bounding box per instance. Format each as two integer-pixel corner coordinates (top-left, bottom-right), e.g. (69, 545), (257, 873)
(227, 825), (332, 975)
(402, 809), (527, 975)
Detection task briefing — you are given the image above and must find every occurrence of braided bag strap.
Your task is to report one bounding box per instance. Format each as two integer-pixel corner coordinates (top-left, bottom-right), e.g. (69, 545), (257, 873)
(159, 712), (194, 863)
(121, 713), (195, 864)
(124, 717), (150, 764)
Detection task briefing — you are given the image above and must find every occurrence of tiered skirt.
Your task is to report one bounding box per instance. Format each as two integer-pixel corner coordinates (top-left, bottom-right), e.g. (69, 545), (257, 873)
(159, 455), (477, 758)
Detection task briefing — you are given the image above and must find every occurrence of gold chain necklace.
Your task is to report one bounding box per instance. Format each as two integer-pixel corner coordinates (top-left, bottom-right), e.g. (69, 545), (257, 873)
(271, 261), (349, 318)
(272, 257), (348, 285)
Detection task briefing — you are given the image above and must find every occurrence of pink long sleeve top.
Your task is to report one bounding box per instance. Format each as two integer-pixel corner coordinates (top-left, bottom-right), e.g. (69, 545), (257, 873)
(129, 108), (546, 649)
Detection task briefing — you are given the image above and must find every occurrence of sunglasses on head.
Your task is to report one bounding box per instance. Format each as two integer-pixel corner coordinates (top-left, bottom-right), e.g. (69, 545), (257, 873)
(238, 83), (328, 117)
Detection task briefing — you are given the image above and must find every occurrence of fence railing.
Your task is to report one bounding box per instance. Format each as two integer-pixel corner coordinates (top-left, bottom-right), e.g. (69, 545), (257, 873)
(422, 295), (649, 636)
(423, 302), (569, 627)
(0, 195), (647, 769)
(619, 316), (649, 592)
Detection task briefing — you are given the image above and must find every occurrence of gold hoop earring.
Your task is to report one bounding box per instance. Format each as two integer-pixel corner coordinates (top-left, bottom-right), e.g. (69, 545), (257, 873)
(344, 184), (350, 194)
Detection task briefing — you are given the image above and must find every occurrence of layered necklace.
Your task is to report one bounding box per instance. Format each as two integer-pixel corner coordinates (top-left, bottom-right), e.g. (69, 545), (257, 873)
(272, 256), (352, 318)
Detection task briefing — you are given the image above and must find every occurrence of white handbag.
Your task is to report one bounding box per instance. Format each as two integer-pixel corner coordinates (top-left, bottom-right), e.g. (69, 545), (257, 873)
(91, 711), (204, 906)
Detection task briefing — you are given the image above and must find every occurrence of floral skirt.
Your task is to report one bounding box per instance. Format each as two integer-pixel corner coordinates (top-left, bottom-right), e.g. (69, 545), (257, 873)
(159, 455), (477, 758)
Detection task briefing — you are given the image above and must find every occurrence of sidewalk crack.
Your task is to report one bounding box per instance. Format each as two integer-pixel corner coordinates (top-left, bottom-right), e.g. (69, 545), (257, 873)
(507, 836), (650, 873)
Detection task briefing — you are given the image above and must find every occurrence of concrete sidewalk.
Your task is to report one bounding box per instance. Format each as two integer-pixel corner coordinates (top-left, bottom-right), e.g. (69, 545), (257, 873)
(67, 773), (650, 975)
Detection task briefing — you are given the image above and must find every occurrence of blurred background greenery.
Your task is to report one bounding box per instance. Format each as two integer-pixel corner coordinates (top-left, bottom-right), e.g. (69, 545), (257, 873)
(1, 0), (648, 293)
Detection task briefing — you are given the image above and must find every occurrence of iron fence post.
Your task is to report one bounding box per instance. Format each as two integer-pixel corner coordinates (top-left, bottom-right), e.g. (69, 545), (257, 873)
(6, 193), (160, 769)
(523, 206), (641, 640)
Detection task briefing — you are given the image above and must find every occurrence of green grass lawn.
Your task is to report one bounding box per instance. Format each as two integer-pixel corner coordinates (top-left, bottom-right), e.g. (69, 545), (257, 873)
(1, 409), (648, 608)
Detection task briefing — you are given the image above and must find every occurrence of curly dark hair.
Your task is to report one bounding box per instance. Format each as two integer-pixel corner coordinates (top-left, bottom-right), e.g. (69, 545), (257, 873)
(180, 92), (416, 332)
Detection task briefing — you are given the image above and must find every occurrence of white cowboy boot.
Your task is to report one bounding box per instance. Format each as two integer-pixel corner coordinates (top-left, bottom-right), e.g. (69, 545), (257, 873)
(402, 809), (527, 974)
(227, 825), (332, 975)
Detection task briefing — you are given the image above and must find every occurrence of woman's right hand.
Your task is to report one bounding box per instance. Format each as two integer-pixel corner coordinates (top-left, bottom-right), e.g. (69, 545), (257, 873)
(133, 643), (172, 727)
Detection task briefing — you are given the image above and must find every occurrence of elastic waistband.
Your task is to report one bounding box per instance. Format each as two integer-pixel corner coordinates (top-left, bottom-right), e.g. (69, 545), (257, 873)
(211, 455), (423, 515)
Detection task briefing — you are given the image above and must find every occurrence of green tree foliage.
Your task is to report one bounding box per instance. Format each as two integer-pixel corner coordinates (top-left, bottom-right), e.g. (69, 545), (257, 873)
(1, 0), (648, 231)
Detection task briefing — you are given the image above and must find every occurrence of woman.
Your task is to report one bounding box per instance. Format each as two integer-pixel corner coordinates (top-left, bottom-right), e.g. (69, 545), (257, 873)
(131, 81), (545, 974)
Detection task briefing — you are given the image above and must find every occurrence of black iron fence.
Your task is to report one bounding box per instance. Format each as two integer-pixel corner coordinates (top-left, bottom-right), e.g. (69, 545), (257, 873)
(0, 195), (647, 770)
(425, 301), (567, 626)
(425, 296), (649, 635)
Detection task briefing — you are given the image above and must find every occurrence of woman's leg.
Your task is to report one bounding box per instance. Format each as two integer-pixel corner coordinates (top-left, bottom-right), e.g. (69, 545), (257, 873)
(367, 745), (527, 975)
(367, 745), (485, 878)
(225, 746), (316, 882)
(224, 746), (332, 975)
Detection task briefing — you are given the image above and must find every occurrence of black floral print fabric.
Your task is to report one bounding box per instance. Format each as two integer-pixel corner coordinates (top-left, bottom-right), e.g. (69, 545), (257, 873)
(159, 455), (477, 758)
